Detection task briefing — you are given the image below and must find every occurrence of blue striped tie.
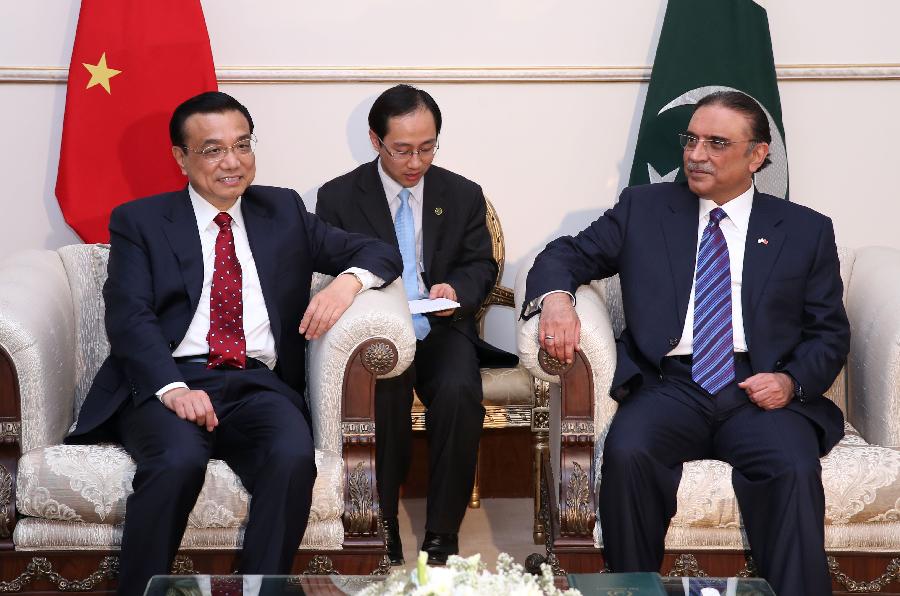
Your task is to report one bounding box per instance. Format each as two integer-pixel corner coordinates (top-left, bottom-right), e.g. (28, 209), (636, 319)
(692, 207), (735, 395)
(395, 188), (430, 340)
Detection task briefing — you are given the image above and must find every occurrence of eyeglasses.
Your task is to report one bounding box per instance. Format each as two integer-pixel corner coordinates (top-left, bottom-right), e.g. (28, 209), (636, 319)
(377, 137), (439, 162)
(182, 135), (257, 163)
(678, 133), (757, 157)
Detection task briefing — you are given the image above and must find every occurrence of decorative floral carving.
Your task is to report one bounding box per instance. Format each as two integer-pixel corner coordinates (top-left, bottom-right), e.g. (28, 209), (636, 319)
(371, 556), (392, 576)
(170, 555), (196, 575)
(0, 556), (119, 592)
(560, 420), (594, 436)
(0, 464), (11, 538)
(561, 462), (592, 536)
(304, 555), (338, 575)
(342, 421), (375, 438)
(0, 421), (20, 444)
(828, 556), (900, 592)
(362, 341), (397, 375)
(533, 378), (551, 409)
(538, 350), (569, 375)
(347, 462), (375, 535)
(668, 554), (708, 577)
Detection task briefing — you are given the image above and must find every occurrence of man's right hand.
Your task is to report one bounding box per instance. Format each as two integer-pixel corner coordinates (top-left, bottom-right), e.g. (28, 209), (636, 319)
(539, 292), (581, 365)
(161, 387), (218, 431)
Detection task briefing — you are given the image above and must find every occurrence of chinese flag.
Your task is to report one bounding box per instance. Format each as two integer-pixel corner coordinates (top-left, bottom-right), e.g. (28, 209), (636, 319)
(56, 0), (217, 243)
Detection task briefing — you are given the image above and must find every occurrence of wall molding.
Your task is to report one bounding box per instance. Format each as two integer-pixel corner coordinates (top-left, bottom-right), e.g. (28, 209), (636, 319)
(3, 64), (900, 84)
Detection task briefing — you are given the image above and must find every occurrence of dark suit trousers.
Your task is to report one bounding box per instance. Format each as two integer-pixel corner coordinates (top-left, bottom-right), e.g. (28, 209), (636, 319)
(598, 356), (831, 596)
(113, 363), (316, 596)
(375, 323), (485, 534)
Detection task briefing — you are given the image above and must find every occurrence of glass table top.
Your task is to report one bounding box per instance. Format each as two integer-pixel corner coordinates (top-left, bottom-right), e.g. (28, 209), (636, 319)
(146, 573), (775, 595)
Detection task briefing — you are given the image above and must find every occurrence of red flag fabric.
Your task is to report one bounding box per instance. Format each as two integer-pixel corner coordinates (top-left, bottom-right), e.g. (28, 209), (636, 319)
(56, 0), (217, 243)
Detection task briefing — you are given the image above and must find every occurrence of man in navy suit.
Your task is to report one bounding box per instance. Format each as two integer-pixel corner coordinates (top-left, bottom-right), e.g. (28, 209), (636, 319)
(523, 91), (849, 594)
(316, 85), (517, 565)
(67, 91), (401, 595)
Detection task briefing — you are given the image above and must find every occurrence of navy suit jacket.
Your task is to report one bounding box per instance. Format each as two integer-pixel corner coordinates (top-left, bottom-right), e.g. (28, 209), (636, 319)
(69, 185), (402, 439)
(523, 182), (850, 454)
(316, 160), (517, 368)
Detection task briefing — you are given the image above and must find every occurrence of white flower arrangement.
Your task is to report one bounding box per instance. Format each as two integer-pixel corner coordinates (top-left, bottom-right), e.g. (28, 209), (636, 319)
(358, 552), (582, 596)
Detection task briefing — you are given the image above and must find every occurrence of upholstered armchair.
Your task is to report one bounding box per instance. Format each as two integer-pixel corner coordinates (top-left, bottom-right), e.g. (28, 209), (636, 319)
(517, 246), (900, 593)
(0, 244), (416, 591)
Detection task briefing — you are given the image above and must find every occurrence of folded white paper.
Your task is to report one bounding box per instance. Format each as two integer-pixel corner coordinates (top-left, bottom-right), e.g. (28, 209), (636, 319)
(408, 297), (461, 314)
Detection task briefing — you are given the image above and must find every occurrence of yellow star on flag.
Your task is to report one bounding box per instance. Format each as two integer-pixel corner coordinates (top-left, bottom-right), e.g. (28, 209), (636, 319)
(82, 52), (122, 94)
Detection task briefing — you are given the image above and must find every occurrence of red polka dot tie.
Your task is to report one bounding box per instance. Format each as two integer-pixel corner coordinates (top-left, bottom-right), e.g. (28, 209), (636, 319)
(207, 212), (246, 369)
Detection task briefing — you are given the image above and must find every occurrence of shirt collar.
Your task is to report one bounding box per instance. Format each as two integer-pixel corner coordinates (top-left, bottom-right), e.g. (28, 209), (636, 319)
(188, 184), (245, 234)
(698, 183), (754, 233)
(377, 157), (424, 204)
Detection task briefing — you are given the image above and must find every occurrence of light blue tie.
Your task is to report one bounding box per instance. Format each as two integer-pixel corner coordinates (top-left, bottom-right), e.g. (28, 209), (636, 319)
(395, 188), (430, 340)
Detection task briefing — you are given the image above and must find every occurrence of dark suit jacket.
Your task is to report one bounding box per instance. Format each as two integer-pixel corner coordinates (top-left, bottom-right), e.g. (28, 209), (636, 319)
(69, 185), (402, 439)
(523, 182), (850, 454)
(315, 159), (517, 368)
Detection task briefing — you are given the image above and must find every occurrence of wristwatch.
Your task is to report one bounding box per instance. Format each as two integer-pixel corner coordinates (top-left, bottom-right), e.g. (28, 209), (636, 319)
(785, 372), (806, 403)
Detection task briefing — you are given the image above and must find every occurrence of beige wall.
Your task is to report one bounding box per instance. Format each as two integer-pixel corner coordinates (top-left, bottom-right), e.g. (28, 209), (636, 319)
(2, 1), (898, 351)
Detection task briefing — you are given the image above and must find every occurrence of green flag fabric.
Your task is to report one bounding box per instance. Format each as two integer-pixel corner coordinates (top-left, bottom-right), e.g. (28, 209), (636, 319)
(628, 0), (789, 199)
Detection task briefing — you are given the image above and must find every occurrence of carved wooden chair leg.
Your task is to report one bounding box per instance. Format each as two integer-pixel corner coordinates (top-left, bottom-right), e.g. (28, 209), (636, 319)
(531, 377), (551, 544)
(468, 453), (481, 508)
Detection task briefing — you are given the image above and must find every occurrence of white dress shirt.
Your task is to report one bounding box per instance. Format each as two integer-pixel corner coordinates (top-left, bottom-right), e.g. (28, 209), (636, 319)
(157, 185), (380, 398)
(377, 158), (428, 297)
(531, 184), (755, 355)
(667, 183), (754, 355)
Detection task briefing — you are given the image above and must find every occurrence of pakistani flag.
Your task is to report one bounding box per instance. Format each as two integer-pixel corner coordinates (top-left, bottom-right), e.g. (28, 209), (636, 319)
(628, 0), (789, 199)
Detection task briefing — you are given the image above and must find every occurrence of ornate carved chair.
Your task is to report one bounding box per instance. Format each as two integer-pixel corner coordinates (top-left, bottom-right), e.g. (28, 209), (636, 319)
(410, 199), (552, 543)
(516, 246), (900, 593)
(0, 243), (416, 591)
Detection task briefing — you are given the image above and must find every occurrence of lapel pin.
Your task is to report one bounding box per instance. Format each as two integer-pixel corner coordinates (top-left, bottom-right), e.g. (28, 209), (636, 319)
(434, 207), (443, 216)
(757, 237), (768, 245)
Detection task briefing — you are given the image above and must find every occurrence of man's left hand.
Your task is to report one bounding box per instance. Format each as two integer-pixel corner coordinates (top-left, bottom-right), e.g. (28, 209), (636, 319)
(738, 372), (794, 410)
(429, 283), (458, 317)
(299, 273), (362, 340)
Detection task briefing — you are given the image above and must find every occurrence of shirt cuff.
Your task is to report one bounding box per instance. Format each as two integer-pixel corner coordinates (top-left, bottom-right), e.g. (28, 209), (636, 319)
(342, 267), (383, 293)
(157, 381), (188, 401)
(523, 290), (576, 317)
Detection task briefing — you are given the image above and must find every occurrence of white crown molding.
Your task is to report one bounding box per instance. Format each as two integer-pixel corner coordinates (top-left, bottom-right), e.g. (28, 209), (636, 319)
(3, 64), (900, 84)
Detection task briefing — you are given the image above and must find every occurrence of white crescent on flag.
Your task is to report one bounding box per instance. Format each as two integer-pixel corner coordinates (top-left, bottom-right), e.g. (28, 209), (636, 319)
(650, 85), (789, 199)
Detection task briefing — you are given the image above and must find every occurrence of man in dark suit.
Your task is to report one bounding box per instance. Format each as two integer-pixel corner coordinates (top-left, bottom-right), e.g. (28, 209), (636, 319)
(523, 91), (849, 594)
(316, 84), (517, 565)
(67, 91), (401, 595)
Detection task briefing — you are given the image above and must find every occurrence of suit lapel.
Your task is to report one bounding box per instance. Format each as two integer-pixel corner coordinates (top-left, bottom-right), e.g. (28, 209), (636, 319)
(422, 168), (446, 280)
(241, 190), (282, 348)
(357, 160), (398, 246)
(742, 191), (785, 346)
(162, 188), (204, 315)
(661, 188), (701, 333)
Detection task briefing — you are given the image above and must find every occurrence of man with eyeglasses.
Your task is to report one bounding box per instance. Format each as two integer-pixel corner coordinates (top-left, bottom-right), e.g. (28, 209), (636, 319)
(66, 91), (402, 595)
(316, 84), (517, 565)
(522, 90), (849, 594)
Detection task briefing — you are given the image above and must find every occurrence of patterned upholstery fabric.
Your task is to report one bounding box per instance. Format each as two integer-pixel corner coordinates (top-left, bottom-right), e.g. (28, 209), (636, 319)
(57, 244), (110, 433)
(0, 250), (77, 453)
(15, 447), (344, 549)
(515, 246), (900, 551)
(1, 244), (415, 551)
